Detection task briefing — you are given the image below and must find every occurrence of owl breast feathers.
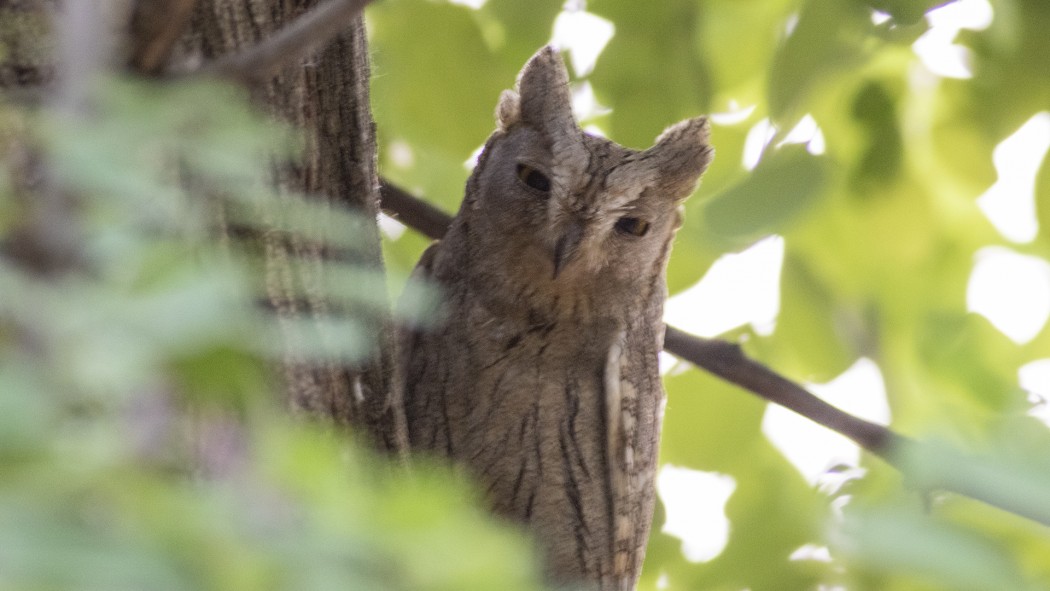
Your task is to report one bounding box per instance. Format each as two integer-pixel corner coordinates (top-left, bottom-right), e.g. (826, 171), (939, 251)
(401, 46), (712, 591)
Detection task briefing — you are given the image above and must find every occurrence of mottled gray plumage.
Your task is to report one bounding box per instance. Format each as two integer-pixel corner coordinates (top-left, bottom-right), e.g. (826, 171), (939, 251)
(401, 47), (712, 590)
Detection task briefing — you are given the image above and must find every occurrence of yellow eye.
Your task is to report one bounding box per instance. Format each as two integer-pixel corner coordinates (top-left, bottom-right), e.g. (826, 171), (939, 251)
(615, 217), (650, 237)
(516, 163), (551, 194)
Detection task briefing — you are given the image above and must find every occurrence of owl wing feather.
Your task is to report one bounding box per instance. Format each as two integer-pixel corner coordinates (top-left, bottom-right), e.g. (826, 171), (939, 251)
(399, 241), (442, 448)
(604, 328), (639, 580)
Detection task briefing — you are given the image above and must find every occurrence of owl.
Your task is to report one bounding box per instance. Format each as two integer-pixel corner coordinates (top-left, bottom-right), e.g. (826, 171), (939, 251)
(401, 47), (712, 590)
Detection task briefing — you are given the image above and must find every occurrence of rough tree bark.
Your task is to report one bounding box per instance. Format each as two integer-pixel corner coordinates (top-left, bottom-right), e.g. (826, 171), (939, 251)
(164, 0), (408, 454)
(1, 0), (406, 450)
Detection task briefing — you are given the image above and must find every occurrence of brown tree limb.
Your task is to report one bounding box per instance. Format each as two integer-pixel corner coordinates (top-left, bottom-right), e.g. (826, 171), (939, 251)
(379, 181), (453, 240)
(195, 0), (375, 84)
(662, 326), (906, 459)
(378, 178), (905, 458)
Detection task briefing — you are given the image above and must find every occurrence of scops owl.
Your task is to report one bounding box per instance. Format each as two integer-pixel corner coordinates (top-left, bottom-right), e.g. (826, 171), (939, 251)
(401, 47), (713, 590)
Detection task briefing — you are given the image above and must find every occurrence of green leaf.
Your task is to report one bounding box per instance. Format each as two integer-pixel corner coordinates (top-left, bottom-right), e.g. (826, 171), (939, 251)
(0, 363), (53, 455)
(475, 0), (563, 69)
(857, 0), (946, 25)
(589, 0), (713, 148)
(839, 503), (1037, 590)
(1036, 147), (1050, 253)
(899, 439), (1050, 528)
(369, 0), (510, 157)
(768, 0), (872, 129)
(660, 367), (765, 471)
(656, 367), (829, 590)
(698, 0), (796, 104)
(702, 144), (830, 248)
(849, 80), (905, 194)
(757, 252), (856, 381)
(917, 312), (1026, 414)
(667, 119), (756, 294)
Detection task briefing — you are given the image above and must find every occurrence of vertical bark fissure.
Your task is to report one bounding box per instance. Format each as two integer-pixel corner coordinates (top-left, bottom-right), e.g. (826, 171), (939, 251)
(168, 0), (407, 454)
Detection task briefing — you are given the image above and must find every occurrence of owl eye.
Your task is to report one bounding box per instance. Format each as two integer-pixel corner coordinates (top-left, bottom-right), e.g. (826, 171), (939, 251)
(516, 163), (551, 194)
(615, 216), (650, 237)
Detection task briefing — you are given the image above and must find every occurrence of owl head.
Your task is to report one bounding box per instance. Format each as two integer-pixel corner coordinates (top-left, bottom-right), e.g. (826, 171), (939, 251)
(461, 47), (713, 310)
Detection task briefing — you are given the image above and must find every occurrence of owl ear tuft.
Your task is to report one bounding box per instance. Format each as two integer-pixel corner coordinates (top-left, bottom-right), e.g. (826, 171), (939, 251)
(514, 46), (576, 135)
(496, 90), (521, 130)
(645, 116), (714, 200)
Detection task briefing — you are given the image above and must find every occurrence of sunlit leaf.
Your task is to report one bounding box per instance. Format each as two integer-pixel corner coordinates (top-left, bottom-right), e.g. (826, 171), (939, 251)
(758, 252), (857, 381)
(660, 367), (765, 471)
(899, 439), (1050, 527)
(589, 0), (713, 148)
(849, 80), (905, 194)
(656, 367), (829, 590)
(839, 504), (1035, 590)
(368, 0), (510, 157)
(702, 144), (830, 248)
(1036, 149), (1050, 253)
(858, 0), (946, 25)
(917, 312), (1026, 414)
(476, 0), (563, 68)
(768, 0), (872, 129)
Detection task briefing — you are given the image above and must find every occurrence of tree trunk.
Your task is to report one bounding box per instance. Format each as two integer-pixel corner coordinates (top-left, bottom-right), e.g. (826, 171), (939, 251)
(166, 0), (408, 454)
(0, 0), (406, 452)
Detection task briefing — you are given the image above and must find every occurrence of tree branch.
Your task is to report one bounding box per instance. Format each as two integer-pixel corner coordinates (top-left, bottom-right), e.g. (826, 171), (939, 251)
(195, 0), (375, 84)
(379, 181), (453, 240)
(662, 326), (906, 458)
(378, 178), (904, 458)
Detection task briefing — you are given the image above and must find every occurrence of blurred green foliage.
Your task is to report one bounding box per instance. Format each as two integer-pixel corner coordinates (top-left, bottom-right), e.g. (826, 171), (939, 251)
(369, 0), (1050, 589)
(2, 0), (1048, 589)
(0, 78), (543, 590)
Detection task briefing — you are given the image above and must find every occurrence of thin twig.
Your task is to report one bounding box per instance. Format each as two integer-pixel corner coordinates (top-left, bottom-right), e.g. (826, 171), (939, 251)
(197, 0), (375, 84)
(378, 178), (903, 458)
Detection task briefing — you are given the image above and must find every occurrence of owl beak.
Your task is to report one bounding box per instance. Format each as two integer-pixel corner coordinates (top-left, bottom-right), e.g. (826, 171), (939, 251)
(552, 221), (584, 279)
